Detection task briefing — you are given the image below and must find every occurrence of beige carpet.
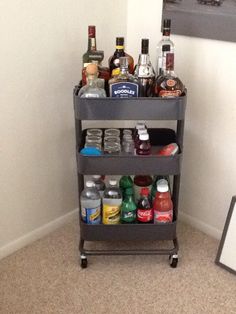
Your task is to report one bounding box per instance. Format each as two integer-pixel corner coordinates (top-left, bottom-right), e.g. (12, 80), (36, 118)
(0, 221), (235, 314)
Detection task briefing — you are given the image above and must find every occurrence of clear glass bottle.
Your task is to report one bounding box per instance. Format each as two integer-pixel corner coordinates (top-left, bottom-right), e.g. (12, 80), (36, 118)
(109, 57), (139, 98)
(156, 19), (174, 76)
(79, 64), (106, 98)
(154, 53), (185, 98)
(134, 38), (155, 97)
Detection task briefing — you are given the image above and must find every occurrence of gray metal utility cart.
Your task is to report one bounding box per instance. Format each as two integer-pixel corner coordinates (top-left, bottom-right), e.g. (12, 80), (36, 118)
(73, 85), (186, 269)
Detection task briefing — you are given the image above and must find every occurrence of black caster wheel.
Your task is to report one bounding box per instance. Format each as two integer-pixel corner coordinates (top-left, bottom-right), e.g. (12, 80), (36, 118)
(169, 254), (178, 268)
(80, 255), (88, 269)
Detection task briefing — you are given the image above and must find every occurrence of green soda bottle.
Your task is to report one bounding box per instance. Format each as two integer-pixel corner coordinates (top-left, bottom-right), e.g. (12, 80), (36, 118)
(119, 175), (133, 199)
(121, 188), (137, 223)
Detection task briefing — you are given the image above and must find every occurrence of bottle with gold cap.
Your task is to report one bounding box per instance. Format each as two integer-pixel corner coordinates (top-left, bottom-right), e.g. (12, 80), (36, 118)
(79, 64), (106, 98)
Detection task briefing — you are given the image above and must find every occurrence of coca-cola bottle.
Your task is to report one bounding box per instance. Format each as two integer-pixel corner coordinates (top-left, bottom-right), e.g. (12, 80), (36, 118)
(137, 188), (153, 223)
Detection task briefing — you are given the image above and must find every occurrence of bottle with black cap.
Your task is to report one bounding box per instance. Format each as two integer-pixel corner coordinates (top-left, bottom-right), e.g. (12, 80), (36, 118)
(156, 19), (174, 76)
(134, 38), (155, 97)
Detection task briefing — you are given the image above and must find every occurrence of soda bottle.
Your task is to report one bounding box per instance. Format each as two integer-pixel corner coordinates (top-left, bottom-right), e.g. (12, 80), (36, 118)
(119, 175), (133, 199)
(133, 175), (153, 203)
(92, 175), (106, 197)
(102, 180), (122, 224)
(120, 188), (137, 223)
(80, 181), (101, 224)
(137, 188), (153, 223)
(153, 179), (173, 224)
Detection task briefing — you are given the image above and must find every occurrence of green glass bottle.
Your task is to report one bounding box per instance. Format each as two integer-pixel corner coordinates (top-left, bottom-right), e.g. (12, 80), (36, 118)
(121, 188), (137, 223)
(119, 175), (133, 199)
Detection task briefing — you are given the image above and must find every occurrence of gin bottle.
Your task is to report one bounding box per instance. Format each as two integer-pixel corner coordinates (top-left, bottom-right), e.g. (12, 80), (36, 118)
(79, 64), (106, 98)
(109, 57), (139, 98)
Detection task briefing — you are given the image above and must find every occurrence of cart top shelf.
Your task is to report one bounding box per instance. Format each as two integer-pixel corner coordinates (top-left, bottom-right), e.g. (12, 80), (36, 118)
(74, 86), (187, 121)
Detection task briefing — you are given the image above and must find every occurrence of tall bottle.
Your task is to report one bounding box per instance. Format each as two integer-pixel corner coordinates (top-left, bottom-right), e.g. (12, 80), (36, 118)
(154, 53), (185, 98)
(80, 181), (101, 224)
(102, 180), (122, 224)
(109, 57), (139, 98)
(79, 64), (106, 98)
(156, 19), (174, 76)
(153, 179), (173, 224)
(109, 37), (134, 77)
(92, 175), (106, 197)
(134, 39), (155, 97)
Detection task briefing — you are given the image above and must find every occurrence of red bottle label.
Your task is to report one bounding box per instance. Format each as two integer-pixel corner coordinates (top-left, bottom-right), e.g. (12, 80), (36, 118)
(154, 210), (173, 223)
(137, 208), (153, 222)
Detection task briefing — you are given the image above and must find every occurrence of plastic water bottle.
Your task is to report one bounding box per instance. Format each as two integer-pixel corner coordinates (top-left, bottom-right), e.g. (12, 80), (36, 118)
(80, 181), (101, 224)
(102, 179), (122, 224)
(92, 175), (106, 197)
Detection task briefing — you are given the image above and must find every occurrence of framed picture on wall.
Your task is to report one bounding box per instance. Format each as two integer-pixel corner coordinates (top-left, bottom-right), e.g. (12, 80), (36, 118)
(162, 0), (236, 42)
(215, 196), (236, 275)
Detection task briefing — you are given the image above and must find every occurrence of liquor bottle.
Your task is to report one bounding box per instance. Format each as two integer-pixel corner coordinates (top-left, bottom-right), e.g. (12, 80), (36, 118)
(154, 52), (184, 98)
(156, 19), (174, 76)
(79, 64), (106, 98)
(82, 26), (110, 93)
(109, 57), (139, 98)
(82, 26), (104, 69)
(134, 39), (155, 97)
(109, 37), (134, 77)
(120, 188), (137, 224)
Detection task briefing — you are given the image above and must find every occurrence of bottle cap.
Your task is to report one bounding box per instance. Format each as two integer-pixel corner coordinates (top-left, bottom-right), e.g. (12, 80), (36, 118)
(136, 123), (145, 130)
(86, 63), (98, 76)
(156, 179), (169, 193)
(88, 25), (96, 38)
(92, 175), (101, 179)
(139, 133), (149, 141)
(141, 38), (149, 54)
(116, 37), (124, 46)
(109, 180), (117, 186)
(126, 188), (133, 196)
(163, 19), (171, 29)
(86, 181), (95, 188)
(138, 129), (147, 135)
(119, 57), (129, 68)
(140, 187), (149, 196)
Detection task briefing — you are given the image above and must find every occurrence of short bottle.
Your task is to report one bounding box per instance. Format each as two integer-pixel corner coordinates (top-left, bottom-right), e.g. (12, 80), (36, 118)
(154, 52), (184, 98)
(153, 179), (173, 224)
(92, 175), (106, 197)
(120, 188), (137, 223)
(102, 180), (122, 224)
(109, 37), (134, 77)
(79, 64), (107, 98)
(134, 38), (155, 97)
(136, 133), (151, 156)
(156, 19), (174, 76)
(137, 188), (153, 223)
(135, 129), (148, 150)
(80, 181), (101, 224)
(109, 57), (139, 98)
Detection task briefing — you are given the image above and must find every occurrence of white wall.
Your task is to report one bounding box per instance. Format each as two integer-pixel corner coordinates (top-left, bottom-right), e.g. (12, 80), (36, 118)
(0, 0), (127, 257)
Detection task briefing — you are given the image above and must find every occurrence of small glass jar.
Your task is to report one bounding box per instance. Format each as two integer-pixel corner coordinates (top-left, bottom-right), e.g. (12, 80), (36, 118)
(84, 142), (102, 150)
(86, 135), (102, 144)
(87, 128), (103, 137)
(123, 129), (132, 136)
(104, 135), (120, 143)
(104, 128), (120, 137)
(104, 142), (121, 154)
(122, 139), (135, 154)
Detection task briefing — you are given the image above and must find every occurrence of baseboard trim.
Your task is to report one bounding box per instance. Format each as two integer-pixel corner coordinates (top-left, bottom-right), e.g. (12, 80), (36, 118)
(179, 211), (222, 240)
(0, 208), (78, 260)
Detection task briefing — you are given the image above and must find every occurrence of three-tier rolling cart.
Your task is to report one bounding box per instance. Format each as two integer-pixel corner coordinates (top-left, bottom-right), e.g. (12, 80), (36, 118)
(73, 85), (186, 268)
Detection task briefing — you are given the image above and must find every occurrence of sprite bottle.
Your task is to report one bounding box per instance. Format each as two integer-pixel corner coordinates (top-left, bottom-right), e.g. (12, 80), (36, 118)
(120, 188), (137, 223)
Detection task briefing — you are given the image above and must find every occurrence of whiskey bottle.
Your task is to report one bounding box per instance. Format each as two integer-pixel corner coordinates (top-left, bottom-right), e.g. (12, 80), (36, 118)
(134, 39), (155, 97)
(79, 64), (106, 98)
(156, 19), (174, 76)
(154, 53), (184, 98)
(109, 37), (134, 77)
(109, 57), (139, 98)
